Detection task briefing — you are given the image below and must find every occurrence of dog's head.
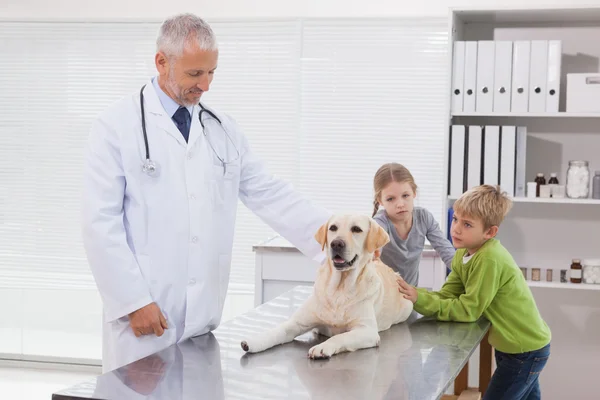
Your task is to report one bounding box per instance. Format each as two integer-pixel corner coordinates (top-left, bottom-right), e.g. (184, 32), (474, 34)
(314, 215), (390, 271)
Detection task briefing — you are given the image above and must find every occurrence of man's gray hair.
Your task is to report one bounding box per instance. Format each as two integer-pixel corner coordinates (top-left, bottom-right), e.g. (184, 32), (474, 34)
(156, 13), (218, 57)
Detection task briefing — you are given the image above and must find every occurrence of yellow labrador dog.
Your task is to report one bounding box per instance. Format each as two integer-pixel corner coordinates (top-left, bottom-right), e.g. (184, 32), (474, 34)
(241, 214), (414, 359)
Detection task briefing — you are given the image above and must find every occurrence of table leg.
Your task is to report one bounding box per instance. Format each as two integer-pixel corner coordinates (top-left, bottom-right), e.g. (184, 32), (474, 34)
(454, 361), (469, 395)
(479, 331), (492, 395)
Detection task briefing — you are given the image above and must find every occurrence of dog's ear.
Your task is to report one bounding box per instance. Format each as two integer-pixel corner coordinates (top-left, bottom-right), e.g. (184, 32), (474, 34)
(314, 220), (329, 251)
(366, 219), (390, 253)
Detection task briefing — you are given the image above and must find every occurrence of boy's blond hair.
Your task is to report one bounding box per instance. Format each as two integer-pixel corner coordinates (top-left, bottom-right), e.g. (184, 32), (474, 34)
(453, 185), (513, 229)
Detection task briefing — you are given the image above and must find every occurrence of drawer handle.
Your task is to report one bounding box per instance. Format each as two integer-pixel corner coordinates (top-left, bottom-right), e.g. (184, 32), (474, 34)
(585, 77), (600, 85)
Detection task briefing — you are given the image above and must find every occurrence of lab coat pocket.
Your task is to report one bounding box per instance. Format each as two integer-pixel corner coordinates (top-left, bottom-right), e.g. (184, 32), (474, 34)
(211, 163), (240, 211)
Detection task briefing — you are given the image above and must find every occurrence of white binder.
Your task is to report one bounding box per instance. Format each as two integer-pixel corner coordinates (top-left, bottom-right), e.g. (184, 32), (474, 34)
(483, 125), (500, 185)
(463, 41), (478, 113)
(511, 41), (531, 113)
(529, 40), (549, 112)
(515, 126), (528, 197)
(493, 41), (513, 113)
(451, 41), (466, 113)
(500, 126), (516, 197)
(476, 41), (495, 113)
(449, 125), (466, 197)
(466, 125), (483, 190)
(546, 40), (562, 112)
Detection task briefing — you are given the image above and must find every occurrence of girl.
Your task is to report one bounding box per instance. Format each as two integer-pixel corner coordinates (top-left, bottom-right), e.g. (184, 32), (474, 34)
(372, 163), (455, 286)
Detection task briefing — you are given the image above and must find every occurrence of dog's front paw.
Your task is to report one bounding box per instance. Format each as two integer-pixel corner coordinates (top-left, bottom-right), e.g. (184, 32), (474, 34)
(241, 338), (261, 353)
(241, 337), (269, 353)
(308, 342), (337, 360)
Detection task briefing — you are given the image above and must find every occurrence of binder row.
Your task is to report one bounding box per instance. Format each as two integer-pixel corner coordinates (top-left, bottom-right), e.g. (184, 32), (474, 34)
(451, 40), (562, 113)
(448, 125), (527, 198)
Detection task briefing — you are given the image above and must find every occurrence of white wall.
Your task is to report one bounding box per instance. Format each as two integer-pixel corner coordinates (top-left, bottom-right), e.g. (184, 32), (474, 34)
(3, 0), (597, 20)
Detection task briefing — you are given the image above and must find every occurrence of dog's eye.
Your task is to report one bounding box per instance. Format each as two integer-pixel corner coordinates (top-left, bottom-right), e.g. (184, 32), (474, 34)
(351, 226), (363, 233)
(329, 225), (338, 232)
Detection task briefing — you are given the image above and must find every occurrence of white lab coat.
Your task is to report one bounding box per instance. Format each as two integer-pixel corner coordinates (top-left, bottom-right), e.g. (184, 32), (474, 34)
(82, 80), (330, 373)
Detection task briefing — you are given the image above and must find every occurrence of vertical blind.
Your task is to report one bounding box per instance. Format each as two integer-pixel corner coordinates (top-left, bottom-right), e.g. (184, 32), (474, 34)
(0, 22), (158, 291)
(0, 17), (448, 352)
(298, 19), (449, 219)
(201, 21), (302, 293)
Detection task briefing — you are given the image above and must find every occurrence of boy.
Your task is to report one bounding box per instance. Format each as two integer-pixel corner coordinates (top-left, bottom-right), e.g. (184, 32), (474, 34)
(397, 185), (551, 400)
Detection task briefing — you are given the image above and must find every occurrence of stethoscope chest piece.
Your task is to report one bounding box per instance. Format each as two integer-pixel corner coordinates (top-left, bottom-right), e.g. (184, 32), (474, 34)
(142, 158), (159, 177)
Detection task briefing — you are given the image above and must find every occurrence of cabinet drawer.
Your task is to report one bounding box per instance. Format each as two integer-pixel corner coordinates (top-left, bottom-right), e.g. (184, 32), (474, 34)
(260, 252), (320, 282)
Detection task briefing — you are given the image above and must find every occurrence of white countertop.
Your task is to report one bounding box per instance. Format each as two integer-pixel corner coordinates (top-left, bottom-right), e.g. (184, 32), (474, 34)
(253, 235), (436, 255)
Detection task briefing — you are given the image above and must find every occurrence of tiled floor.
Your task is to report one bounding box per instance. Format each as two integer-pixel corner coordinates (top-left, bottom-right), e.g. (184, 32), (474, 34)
(0, 365), (99, 400)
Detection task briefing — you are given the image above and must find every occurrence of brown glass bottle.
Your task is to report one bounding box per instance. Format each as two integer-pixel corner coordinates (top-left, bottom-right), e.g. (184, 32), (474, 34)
(548, 173), (559, 185)
(534, 173), (546, 197)
(570, 259), (582, 284)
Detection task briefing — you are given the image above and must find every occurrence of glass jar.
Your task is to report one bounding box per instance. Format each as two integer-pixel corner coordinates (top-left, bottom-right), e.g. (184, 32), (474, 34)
(560, 269), (568, 283)
(566, 161), (590, 199)
(582, 259), (600, 284)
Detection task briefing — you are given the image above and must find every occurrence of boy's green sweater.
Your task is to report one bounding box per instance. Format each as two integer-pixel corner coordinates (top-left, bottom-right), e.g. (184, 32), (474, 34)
(414, 239), (551, 354)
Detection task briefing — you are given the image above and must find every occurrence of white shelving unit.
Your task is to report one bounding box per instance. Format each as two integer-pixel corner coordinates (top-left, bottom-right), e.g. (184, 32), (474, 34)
(445, 5), (600, 275)
(446, 7), (600, 398)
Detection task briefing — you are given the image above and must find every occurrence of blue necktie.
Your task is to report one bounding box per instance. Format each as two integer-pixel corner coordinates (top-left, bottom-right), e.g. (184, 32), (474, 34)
(172, 107), (191, 142)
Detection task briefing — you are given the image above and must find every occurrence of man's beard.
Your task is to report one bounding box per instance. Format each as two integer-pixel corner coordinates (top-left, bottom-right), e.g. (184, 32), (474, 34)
(166, 69), (198, 107)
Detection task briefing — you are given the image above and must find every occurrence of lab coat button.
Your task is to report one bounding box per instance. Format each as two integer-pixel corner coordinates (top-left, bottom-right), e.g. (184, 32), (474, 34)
(189, 194), (196, 200)
(187, 152), (193, 160)
(188, 278), (196, 285)
(191, 236), (198, 243)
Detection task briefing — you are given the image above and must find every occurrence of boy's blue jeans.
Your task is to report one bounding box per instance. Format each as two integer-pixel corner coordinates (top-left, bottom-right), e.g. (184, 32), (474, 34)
(482, 343), (550, 400)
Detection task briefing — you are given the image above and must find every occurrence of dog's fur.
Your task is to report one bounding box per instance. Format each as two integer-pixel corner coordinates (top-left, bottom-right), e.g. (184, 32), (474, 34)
(240, 214), (414, 359)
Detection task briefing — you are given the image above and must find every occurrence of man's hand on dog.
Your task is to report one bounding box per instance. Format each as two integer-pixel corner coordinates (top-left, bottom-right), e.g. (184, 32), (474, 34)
(397, 277), (418, 303)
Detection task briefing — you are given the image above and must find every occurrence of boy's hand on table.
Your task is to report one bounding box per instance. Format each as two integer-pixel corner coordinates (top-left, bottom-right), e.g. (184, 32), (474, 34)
(397, 277), (418, 304)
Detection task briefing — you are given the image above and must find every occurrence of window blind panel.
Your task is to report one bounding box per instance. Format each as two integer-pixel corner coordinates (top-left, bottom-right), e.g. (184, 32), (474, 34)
(0, 18), (450, 295)
(0, 20), (301, 295)
(298, 18), (449, 225)
(0, 18), (452, 362)
(0, 22), (158, 290)
(203, 21), (301, 294)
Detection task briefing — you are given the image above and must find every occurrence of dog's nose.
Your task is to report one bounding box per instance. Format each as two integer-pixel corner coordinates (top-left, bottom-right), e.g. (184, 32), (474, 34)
(331, 239), (345, 252)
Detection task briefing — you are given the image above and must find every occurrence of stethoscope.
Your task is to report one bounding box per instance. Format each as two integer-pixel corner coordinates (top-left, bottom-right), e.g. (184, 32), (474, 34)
(139, 84), (240, 176)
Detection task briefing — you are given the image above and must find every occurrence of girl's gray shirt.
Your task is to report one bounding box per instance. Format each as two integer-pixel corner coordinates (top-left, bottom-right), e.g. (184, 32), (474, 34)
(373, 207), (455, 286)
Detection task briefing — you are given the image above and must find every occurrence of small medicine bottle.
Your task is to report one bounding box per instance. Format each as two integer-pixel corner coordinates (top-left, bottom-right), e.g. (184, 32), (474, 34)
(548, 173), (559, 185)
(534, 173), (546, 197)
(570, 259), (582, 284)
(593, 171), (600, 200)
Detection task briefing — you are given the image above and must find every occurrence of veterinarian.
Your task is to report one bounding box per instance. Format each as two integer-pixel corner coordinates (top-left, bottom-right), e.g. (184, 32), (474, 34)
(81, 12), (330, 373)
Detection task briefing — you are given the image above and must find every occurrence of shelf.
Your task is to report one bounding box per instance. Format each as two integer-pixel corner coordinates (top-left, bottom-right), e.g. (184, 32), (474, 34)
(448, 196), (600, 205)
(451, 112), (600, 118)
(527, 281), (600, 291)
(452, 6), (600, 24)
